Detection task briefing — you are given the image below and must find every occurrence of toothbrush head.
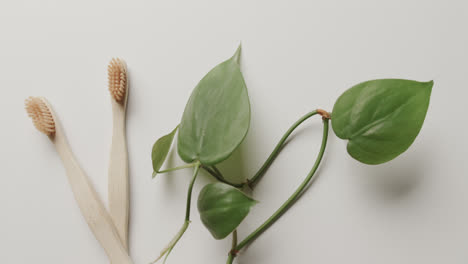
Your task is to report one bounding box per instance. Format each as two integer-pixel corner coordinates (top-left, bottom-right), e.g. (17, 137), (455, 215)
(108, 58), (127, 104)
(25, 97), (56, 136)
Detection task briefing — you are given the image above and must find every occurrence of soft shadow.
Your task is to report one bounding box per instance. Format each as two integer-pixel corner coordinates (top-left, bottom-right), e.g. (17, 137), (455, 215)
(216, 140), (249, 185)
(161, 143), (178, 190)
(125, 67), (133, 255)
(356, 152), (427, 202)
(215, 120), (320, 188)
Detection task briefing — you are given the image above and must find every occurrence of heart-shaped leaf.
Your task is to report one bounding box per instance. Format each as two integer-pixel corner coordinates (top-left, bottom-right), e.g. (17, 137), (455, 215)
(178, 46), (250, 165)
(198, 182), (257, 240)
(152, 126), (178, 177)
(332, 79), (433, 165)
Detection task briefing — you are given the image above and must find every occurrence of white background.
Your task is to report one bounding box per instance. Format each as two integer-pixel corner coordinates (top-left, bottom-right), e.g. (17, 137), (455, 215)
(1, 0), (467, 263)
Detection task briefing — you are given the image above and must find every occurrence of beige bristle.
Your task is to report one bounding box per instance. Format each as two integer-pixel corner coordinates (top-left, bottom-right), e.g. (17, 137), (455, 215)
(25, 97), (56, 136)
(108, 58), (127, 103)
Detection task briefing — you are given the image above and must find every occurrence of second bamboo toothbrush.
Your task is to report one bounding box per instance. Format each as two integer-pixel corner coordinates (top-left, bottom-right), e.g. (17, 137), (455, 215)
(108, 58), (130, 249)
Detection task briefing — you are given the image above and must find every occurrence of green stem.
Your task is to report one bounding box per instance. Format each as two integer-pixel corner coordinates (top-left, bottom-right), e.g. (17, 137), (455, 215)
(226, 253), (234, 264)
(157, 163), (198, 174)
(160, 221), (189, 264)
(151, 162), (201, 264)
(201, 165), (245, 188)
(226, 230), (238, 264)
(248, 110), (319, 188)
(185, 163), (200, 221)
(211, 165), (223, 179)
(232, 118), (329, 258)
(231, 229), (238, 250)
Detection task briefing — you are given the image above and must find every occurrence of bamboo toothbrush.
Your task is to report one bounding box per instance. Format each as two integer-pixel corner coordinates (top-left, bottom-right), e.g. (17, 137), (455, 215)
(25, 97), (133, 264)
(107, 58), (130, 250)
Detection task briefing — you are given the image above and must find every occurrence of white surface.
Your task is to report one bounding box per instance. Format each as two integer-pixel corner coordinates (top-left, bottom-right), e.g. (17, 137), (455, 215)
(1, 0), (467, 263)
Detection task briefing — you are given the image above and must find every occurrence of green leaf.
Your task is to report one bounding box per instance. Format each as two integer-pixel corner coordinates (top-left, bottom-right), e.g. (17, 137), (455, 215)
(152, 126), (178, 177)
(331, 79), (433, 165)
(177, 45), (250, 165)
(198, 182), (257, 240)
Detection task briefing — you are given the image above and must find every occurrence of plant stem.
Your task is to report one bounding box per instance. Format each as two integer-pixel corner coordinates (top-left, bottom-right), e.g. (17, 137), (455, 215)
(248, 110), (319, 188)
(201, 165), (245, 188)
(185, 163), (200, 221)
(151, 162), (201, 264)
(157, 163), (198, 174)
(231, 229), (238, 250)
(163, 163), (201, 262)
(211, 165), (223, 179)
(226, 230), (238, 264)
(226, 253), (234, 264)
(229, 118), (329, 261)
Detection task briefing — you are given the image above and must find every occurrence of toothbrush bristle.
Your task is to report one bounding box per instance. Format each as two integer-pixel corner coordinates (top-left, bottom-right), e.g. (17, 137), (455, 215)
(25, 97), (56, 136)
(108, 58), (127, 103)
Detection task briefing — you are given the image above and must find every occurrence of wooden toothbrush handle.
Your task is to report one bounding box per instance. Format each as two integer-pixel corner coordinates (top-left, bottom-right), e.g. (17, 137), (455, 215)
(54, 133), (133, 264)
(108, 101), (129, 250)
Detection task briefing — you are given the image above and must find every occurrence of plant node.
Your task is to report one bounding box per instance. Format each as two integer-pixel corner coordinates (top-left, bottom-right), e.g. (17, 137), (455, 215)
(317, 109), (331, 120)
(229, 249), (239, 257)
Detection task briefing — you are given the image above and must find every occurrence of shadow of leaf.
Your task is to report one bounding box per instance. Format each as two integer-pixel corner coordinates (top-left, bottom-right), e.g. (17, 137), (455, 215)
(216, 142), (249, 185)
(354, 151), (427, 202)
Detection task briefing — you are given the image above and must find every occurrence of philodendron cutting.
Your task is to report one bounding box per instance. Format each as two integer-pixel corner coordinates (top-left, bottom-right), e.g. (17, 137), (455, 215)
(151, 45), (433, 263)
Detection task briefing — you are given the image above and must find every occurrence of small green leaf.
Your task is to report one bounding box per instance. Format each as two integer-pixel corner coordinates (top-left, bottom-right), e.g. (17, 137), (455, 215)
(332, 79), (433, 165)
(177, 45), (250, 165)
(198, 182), (257, 240)
(152, 126), (178, 177)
